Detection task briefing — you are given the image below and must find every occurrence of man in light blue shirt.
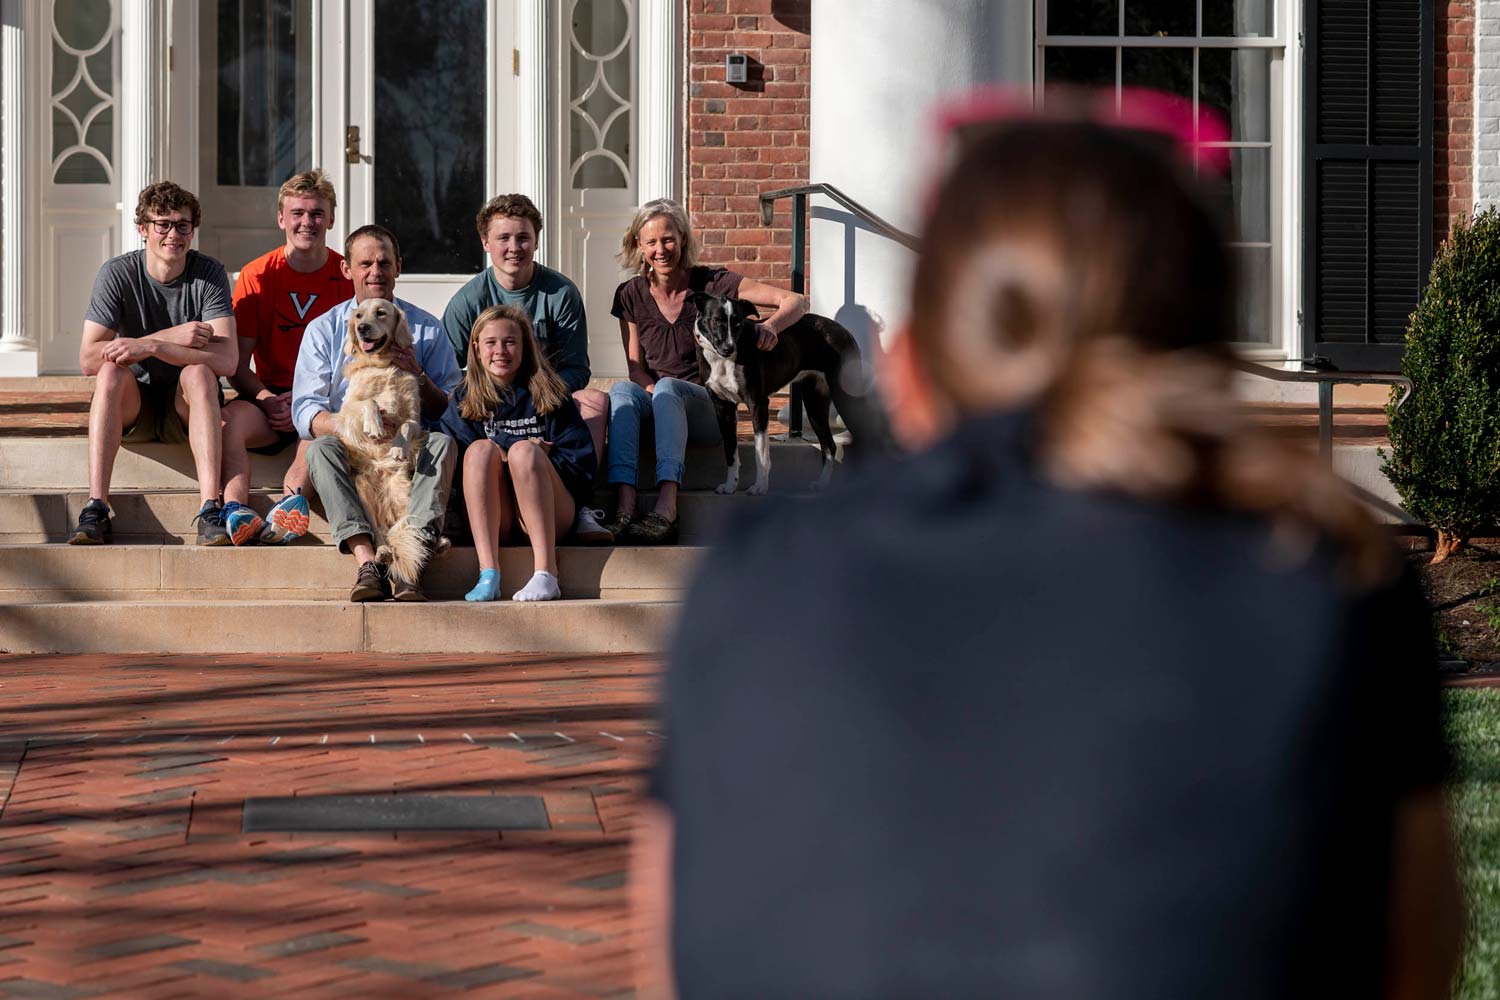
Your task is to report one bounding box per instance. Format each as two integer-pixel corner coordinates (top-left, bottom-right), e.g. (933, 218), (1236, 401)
(292, 224), (462, 601)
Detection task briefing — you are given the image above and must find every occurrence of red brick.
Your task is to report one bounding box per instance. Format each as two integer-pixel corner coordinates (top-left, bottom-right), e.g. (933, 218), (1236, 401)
(0, 653), (662, 998)
(687, 0), (810, 281)
(1435, 1), (1473, 244)
(729, 131), (774, 148)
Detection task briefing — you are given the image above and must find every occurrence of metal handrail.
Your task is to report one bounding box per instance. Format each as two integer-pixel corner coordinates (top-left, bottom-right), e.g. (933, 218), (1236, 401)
(1235, 359), (1412, 464)
(758, 183), (919, 251)
(758, 184), (917, 436)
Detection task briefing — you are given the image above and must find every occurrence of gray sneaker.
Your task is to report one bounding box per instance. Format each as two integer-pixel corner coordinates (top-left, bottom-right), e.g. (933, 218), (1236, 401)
(68, 498), (113, 545)
(192, 500), (230, 546)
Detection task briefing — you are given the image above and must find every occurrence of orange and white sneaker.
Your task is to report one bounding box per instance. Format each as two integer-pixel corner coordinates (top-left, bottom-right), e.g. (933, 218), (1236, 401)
(219, 500), (263, 546)
(259, 492), (310, 545)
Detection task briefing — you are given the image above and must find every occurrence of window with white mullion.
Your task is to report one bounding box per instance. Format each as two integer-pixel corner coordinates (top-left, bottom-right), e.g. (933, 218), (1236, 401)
(1036, 0), (1285, 346)
(1039, 0), (1277, 40)
(1040, 37), (1286, 48)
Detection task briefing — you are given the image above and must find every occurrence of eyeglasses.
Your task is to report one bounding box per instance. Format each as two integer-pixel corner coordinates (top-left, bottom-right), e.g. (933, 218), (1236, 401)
(147, 219), (195, 236)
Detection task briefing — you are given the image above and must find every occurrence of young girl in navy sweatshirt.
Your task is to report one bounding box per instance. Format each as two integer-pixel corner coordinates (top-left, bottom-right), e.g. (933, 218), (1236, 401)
(442, 304), (597, 601)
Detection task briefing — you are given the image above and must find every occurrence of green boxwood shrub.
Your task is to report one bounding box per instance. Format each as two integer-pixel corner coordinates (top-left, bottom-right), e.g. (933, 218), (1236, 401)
(1383, 207), (1500, 561)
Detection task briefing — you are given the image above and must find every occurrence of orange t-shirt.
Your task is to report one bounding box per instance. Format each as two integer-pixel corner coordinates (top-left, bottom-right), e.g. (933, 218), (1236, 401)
(232, 247), (353, 390)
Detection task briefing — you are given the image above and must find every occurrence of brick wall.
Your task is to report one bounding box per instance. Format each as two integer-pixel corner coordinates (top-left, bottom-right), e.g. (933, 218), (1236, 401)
(685, 0), (811, 283)
(1438, 0), (1474, 246)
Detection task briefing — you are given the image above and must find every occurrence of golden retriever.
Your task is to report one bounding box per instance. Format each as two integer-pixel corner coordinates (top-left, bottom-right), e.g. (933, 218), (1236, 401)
(335, 298), (444, 585)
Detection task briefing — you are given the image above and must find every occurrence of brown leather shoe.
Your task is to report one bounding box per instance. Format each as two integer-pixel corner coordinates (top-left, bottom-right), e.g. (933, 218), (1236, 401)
(621, 511), (678, 545)
(350, 560), (389, 602)
(390, 575), (426, 602)
(602, 510), (635, 543)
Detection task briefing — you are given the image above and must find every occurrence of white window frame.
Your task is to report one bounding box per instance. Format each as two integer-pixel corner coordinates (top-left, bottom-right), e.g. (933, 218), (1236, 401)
(1034, 0), (1302, 360)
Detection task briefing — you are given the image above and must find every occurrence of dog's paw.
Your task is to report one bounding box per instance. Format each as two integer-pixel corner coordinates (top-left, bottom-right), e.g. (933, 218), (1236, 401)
(714, 480), (737, 495)
(432, 536), (451, 556)
(375, 544), (394, 565)
(748, 481), (770, 497)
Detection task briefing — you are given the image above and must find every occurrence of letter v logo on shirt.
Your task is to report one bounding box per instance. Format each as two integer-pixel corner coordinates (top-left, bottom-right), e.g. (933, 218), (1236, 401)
(289, 292), (318, 321)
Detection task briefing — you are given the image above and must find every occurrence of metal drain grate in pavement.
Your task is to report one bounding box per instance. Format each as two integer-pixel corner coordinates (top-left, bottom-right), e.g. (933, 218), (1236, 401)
(242, 795), (550, 832)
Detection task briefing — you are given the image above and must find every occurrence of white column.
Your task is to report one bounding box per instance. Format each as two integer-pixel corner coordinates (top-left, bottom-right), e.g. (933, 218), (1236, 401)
(808, 0), (1031, 352)
(0, 0), (33, 363)
(118, 0), (163, 246)
(1476, 2), (1500, 209)
(517, 0), (548, 260)
(636, 0), (680, 204)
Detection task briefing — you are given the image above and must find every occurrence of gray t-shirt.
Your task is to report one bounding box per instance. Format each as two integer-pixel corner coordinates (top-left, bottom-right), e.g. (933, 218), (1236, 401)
(85, 249), (234, 385)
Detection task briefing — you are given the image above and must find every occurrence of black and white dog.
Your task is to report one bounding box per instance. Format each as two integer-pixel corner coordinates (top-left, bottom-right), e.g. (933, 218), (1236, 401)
(690, 290), (886, 495)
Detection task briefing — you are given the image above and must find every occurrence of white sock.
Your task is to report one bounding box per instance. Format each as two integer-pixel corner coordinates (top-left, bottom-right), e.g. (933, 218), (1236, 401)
(512, 570), (561, 602)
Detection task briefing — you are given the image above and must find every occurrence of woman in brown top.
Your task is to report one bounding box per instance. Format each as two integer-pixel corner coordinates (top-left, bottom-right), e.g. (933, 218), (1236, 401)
(605, 199), (807, 544)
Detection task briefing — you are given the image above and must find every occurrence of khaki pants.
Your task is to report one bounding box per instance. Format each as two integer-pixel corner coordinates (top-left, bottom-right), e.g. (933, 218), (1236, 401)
(304, 432), (456, 553)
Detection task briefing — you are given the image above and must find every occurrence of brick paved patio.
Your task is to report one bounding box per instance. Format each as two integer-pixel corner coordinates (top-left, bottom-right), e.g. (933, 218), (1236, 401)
(0, 653), (659, 998)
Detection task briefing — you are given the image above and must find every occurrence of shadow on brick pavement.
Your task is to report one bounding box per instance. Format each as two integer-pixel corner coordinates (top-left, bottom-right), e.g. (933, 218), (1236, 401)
(0, 653), (659, 998)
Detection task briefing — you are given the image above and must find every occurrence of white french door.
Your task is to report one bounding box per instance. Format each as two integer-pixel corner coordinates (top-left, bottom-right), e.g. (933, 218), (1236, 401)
(174, 1), (654, 376)
(329, 1), (514, 319)
(550, 0), (638, 378)
(190, 0), (315, 274)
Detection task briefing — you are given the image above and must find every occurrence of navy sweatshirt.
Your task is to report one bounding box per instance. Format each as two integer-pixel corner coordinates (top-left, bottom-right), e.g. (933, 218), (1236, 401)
(440, 381), (597, 504)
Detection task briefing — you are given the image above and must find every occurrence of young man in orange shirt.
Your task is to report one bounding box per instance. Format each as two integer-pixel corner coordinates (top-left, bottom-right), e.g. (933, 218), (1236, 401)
(219, 170), (354, 544)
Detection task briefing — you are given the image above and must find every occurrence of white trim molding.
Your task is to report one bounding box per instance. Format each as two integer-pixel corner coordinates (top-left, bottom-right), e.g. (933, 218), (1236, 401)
(119, 0), (168, 248)
(1476, 1), (1500, 210)
(516, 0), (548, 261)
(636, 0), (680, 204)
(0, 0), (36, 374)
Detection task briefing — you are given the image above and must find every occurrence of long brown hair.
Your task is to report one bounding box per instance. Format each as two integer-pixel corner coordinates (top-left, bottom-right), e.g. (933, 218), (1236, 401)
(909, 119), (1391, 583)
(459, 304), (571, 420)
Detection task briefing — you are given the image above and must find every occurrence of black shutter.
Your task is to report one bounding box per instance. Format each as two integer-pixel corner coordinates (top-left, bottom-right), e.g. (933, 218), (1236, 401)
(1303, 0), (1433, 371)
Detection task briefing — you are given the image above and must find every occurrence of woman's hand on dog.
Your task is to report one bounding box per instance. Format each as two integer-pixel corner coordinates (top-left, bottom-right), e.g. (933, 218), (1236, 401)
(754, 324), (779, 351)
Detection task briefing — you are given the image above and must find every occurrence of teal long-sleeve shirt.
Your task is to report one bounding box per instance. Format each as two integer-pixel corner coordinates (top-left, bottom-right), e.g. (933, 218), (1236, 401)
(441, 265), (591, 393)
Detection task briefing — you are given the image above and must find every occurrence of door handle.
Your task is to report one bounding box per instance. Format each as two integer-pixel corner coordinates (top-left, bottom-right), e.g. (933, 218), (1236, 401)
(345, 125), (362, 164)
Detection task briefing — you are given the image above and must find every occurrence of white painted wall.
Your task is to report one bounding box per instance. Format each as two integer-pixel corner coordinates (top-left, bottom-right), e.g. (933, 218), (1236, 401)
(1476, 1), (1500, 209)
(808, 0), (1032, 356)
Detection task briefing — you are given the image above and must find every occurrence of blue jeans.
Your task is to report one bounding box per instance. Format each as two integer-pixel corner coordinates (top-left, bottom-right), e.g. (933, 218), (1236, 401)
(607, 377), (721, 486)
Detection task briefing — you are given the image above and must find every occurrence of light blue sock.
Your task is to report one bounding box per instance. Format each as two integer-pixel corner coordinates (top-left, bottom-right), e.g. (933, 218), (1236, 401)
(465, 568), (500, 602)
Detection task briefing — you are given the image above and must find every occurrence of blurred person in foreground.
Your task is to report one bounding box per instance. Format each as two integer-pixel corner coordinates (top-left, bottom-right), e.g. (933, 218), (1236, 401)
(631, 98), (1463, 999)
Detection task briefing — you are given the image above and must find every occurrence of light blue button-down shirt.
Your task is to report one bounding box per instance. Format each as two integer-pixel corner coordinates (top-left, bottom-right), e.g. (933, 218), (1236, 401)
(292, 295), (463, 439)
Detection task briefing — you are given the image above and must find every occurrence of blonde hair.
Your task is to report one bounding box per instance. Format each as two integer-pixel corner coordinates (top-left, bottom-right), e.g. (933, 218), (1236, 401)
(277, 169), (337, 213)
(911, 120), (1392, 585)
(617, 199), (701, 276)
(459, 304), (571, 420)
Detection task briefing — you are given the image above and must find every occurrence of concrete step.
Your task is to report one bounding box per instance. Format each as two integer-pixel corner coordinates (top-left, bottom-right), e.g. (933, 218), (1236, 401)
(0, 435), (842, 492)
(0, 598), (675, 654)
(0, 488), (769, 544)
(0, 543), (703, 601)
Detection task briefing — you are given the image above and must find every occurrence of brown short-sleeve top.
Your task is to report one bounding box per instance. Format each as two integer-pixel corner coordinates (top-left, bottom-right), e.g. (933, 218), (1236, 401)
(610, 266), (744, 384)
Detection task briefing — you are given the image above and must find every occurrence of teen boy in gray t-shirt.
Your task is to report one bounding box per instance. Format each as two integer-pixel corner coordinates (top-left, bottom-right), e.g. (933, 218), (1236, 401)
(72, 182), (238, 546)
